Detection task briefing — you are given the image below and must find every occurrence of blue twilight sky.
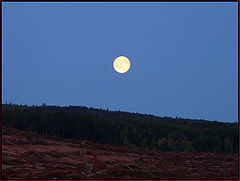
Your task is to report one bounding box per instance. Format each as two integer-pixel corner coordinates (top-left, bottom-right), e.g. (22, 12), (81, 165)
(2, 2), (238, 122)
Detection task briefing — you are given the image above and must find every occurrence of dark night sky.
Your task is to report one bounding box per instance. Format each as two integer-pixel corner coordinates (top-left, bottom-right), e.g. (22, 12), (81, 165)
(2, 2), (238, 122)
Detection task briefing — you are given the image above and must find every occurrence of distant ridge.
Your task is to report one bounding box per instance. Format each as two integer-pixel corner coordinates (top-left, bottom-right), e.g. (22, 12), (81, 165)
(2, 103), (232, 124)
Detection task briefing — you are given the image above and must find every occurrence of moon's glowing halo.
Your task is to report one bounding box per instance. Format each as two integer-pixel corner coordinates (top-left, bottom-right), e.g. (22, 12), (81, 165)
(113, 56), (131, 74)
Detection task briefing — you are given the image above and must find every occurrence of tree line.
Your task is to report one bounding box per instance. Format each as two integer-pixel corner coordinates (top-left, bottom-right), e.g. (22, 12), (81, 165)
(2, 104), (238, 153)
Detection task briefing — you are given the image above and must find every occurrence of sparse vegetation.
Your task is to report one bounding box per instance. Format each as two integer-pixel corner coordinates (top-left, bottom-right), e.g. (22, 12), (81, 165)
(2, 127), (238, 179)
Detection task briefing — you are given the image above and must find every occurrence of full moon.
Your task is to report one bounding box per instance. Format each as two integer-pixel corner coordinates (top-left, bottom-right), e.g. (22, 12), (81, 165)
(113, 56), (131, 74)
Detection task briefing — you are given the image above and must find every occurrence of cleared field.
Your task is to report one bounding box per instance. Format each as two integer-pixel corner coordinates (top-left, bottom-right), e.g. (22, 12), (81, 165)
(2, 127), (238, 179)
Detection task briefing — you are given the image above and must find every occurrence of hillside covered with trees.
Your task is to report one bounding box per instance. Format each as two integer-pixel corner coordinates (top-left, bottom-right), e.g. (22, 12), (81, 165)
(2, 104), (238, 153)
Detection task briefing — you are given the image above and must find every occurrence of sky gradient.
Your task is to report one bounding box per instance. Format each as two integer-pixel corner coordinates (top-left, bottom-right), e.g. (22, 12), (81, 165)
(2, 2), (238, 122)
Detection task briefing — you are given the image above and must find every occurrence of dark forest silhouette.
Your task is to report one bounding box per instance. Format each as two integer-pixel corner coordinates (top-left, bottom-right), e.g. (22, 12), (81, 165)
(2, 103), (238, 153)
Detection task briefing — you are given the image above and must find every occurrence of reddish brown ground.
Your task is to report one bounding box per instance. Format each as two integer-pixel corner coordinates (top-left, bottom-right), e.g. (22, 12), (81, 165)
(2, 127), (238, 179)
